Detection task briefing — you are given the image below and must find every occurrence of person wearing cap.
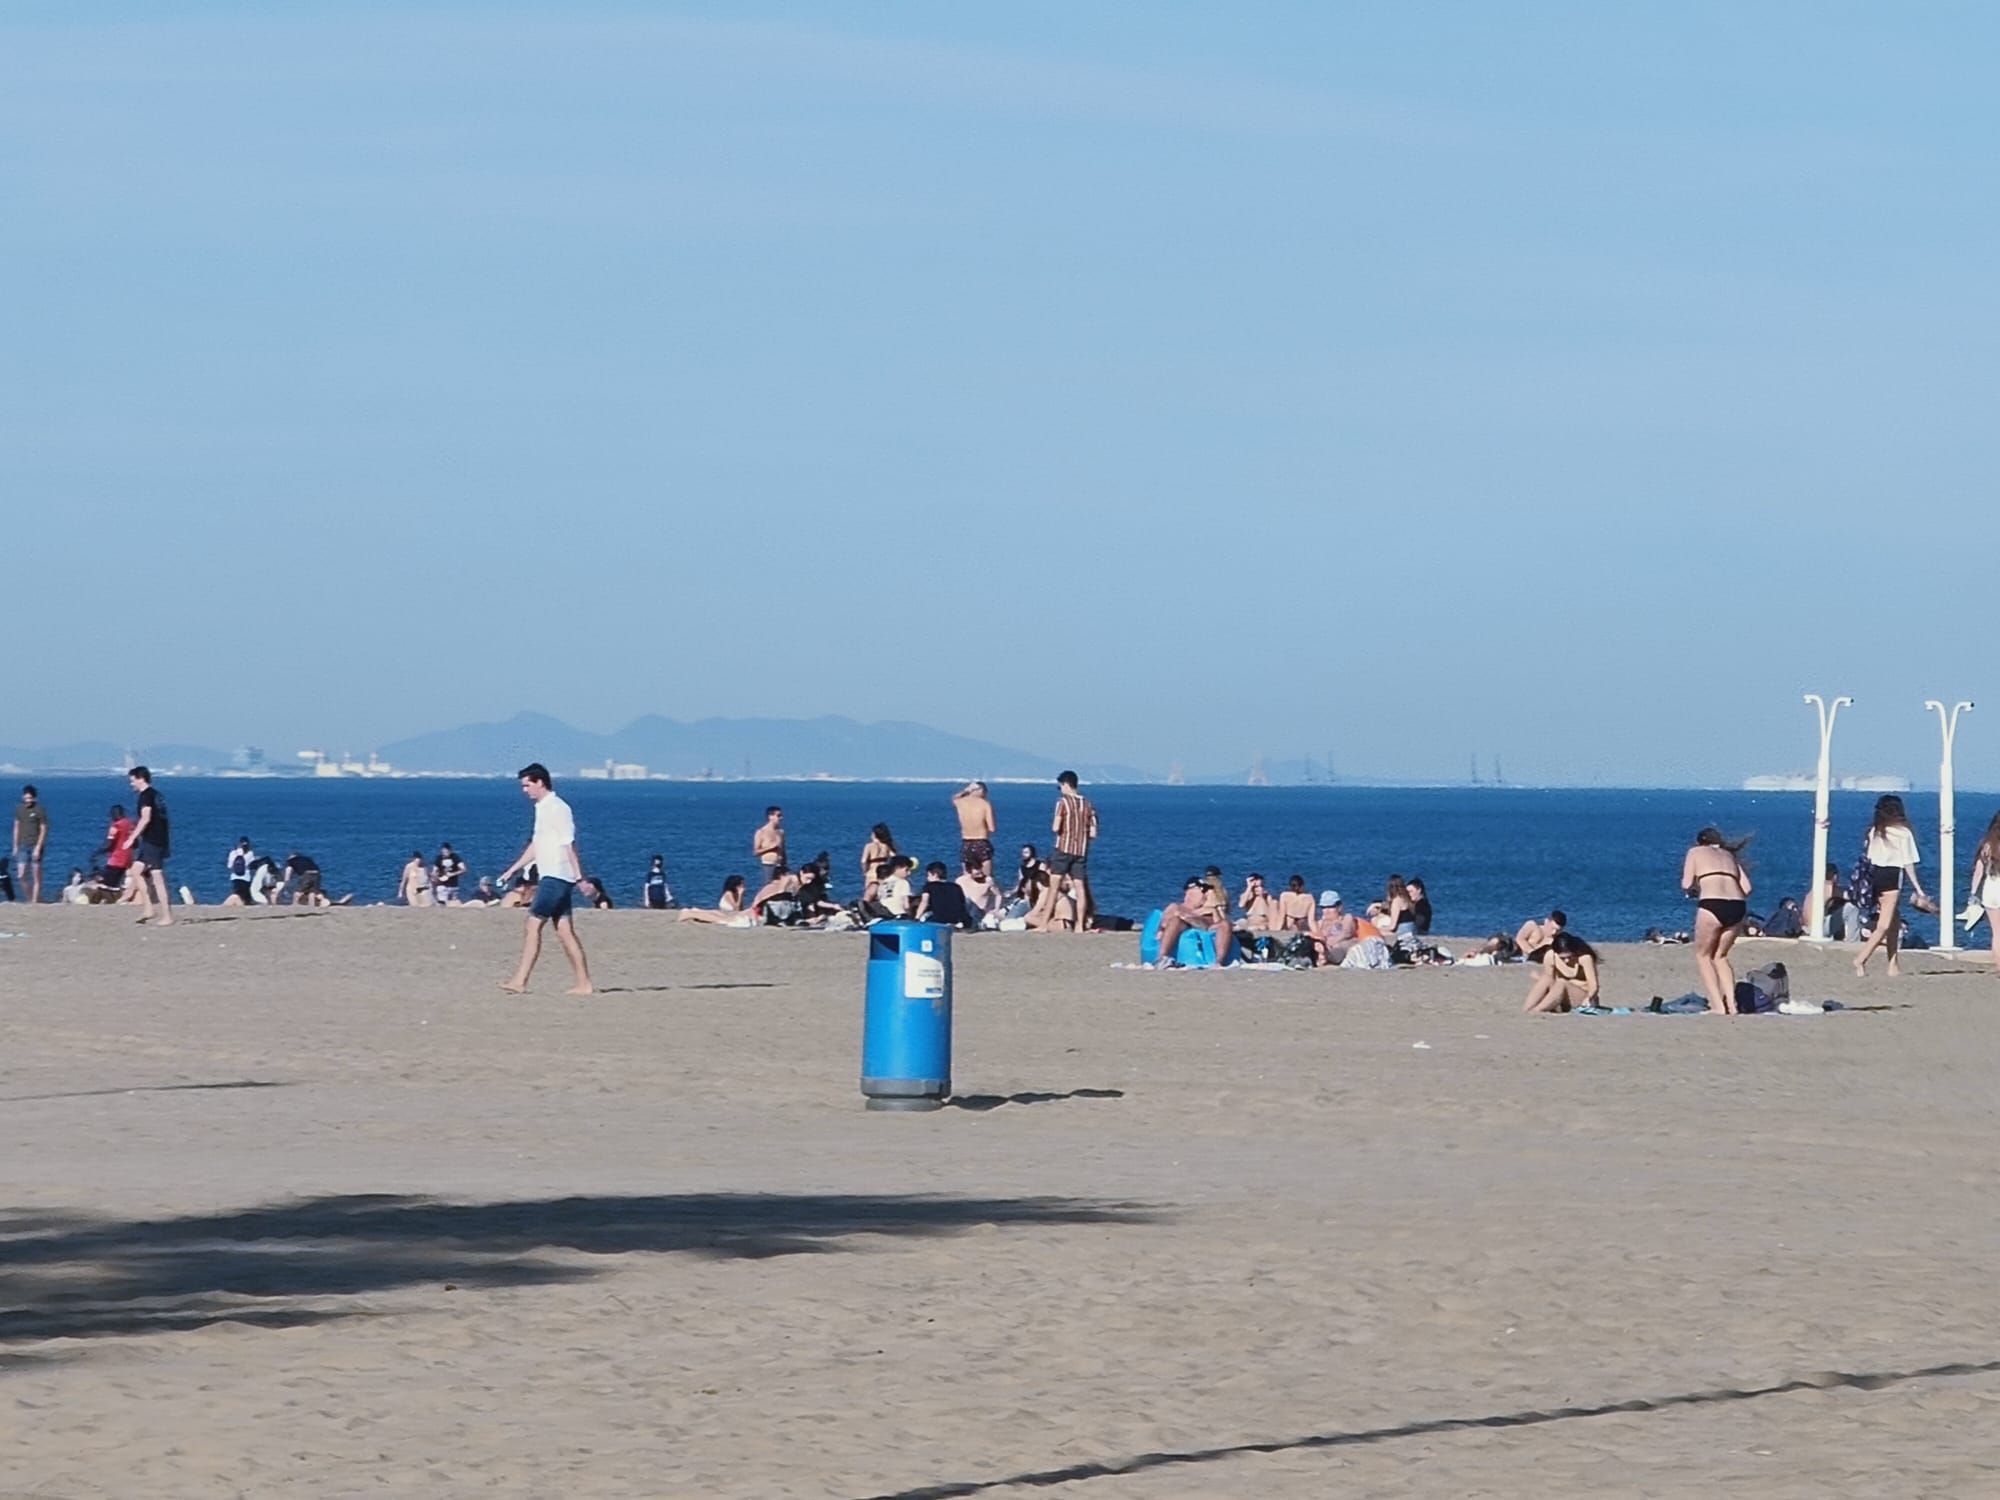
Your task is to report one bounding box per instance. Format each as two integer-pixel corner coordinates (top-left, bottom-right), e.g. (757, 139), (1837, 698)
(1151, 876), (1234, 968)
(1314, 891), (1362, 966)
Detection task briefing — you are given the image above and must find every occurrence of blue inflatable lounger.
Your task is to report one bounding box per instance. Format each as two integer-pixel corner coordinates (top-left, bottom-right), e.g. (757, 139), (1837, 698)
(1138, 910), (1222, 969)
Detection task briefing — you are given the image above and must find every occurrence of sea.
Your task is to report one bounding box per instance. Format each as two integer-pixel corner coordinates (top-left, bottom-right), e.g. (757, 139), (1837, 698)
(9, 777), (1976, 944)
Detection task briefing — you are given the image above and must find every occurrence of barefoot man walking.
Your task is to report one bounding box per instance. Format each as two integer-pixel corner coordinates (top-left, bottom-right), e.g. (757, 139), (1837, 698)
(498, 762), (595, 995)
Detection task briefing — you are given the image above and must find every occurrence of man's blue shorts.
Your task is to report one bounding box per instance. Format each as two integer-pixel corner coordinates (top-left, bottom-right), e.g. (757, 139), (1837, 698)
(530, 876), (576, 921)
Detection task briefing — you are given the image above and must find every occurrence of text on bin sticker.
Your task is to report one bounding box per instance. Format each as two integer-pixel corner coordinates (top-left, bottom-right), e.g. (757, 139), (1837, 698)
(903, 955), (946, 1000)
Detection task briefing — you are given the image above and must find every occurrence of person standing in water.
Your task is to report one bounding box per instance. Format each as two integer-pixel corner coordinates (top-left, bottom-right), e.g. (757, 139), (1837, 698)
(1854, 794), (1930, 978)
(1680, 827), (1752, 1014)
(497, 763), (595, 996)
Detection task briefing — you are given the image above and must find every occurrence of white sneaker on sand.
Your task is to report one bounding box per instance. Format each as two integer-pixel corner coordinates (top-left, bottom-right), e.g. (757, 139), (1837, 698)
(1778, 999), (1824, 1016)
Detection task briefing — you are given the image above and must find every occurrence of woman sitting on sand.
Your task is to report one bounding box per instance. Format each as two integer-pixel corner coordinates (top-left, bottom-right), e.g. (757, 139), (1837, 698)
(1012, 845), (1049, 907)
(1854, 795), (1932, 978)
(1382, 874), (1417, 936)
(1681, 827), (1753, 1015)
(1523, 932), (1602, 1013)
(678, 876), (749, 925)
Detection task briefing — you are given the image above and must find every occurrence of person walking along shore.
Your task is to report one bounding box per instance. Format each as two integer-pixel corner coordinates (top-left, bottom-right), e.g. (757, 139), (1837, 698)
(497, 763), (594, 995)
(1853, 795), (1930, 979)
(122, 766), (173, 926)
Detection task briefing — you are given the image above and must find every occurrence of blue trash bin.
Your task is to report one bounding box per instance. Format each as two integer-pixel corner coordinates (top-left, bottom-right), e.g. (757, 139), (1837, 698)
(862, 922), (952, 1111)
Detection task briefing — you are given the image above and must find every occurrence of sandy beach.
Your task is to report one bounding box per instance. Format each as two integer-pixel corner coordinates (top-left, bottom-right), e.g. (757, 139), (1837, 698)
(3, 907), (1998, 1497)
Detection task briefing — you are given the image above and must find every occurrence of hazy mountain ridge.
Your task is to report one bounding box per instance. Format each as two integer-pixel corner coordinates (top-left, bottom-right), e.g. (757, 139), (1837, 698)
(0, 714), (1153, 782)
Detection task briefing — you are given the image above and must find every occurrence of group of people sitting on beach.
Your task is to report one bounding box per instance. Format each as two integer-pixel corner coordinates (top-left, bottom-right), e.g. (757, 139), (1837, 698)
(1147, 872), (1441, 969)
(672, 834), (1068, 933)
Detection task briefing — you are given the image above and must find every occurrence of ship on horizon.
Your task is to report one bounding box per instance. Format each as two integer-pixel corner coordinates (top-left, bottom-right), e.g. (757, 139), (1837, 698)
(1742, 772), (1911, 793)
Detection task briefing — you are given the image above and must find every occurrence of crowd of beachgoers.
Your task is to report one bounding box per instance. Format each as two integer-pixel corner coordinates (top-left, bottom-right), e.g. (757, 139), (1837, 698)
(12, 769), (2000, 1013)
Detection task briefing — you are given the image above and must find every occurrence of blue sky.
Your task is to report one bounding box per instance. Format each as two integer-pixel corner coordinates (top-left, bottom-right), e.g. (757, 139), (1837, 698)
(4, 2), (1995, 784)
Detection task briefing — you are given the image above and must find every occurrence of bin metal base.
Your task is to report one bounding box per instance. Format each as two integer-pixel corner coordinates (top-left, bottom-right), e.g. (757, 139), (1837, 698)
(862, 1076), (950, 1112)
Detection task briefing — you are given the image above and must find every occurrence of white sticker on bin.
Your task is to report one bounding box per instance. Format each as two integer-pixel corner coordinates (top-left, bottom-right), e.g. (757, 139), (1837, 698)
(903, 954), (946, 1000)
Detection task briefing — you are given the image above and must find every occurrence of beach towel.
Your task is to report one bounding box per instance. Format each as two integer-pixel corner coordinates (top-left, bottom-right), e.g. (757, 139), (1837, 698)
(1340, 936), (1393, 970)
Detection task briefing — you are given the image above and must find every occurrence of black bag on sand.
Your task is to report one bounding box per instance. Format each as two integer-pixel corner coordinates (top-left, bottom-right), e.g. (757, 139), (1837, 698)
(1734, 961), (1788, 1013)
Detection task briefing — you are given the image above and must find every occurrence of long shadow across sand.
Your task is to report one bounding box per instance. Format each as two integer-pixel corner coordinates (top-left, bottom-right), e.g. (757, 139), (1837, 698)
(0, 1192), (1155, 1350)
(857, 1356), (2000, 1499)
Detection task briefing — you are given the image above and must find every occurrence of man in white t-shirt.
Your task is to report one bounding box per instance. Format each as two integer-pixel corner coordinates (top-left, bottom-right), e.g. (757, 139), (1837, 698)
(497, 762), (597, 995)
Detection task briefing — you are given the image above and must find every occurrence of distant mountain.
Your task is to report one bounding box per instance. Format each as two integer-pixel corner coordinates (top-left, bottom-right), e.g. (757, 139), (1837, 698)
(377, 711), (1154, 783)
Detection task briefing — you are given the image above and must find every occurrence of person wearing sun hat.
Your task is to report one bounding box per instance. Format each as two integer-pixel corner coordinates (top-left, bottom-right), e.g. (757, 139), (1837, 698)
(1314, 890), (1361, 966)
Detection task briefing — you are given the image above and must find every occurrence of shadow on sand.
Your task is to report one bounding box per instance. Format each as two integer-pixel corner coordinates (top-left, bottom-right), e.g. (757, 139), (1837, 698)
(0, 1080), (292, 1105)
(0, 1191), (1155, 1350)
(856, 1356), (2000, 1499)
(943, 1089), (1126, 1112)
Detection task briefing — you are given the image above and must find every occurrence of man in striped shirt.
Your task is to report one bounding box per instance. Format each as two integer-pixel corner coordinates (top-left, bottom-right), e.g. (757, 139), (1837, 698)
(1031, 770), (1097, 932)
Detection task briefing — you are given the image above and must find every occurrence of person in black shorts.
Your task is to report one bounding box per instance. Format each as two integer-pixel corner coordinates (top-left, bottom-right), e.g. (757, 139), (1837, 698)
(281, 852), (326, 905)
(1032, 771), (1099, 932)
(123, 765), (174, 926)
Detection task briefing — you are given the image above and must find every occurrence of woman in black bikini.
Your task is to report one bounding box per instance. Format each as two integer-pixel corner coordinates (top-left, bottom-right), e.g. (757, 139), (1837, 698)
(1680, 827), (1753, 1014)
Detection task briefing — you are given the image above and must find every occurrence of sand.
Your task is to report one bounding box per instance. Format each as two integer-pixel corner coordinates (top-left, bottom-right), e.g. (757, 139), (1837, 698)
(2, 905), (1998, 1498)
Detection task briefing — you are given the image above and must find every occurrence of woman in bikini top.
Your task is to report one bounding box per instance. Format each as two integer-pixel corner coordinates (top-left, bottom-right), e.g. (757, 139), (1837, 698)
(1680, 828), (1752, 1015)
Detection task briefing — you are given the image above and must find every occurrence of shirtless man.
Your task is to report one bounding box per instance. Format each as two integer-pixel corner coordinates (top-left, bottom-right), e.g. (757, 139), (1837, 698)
(752, 806), (786, 888)
(1514, 909), (1567, 961)
(1274, 874), (1317, 933)
(1152, 877), (1234, 968)
(952, 782), (997, 877)
(1237, 873), (1276, 933)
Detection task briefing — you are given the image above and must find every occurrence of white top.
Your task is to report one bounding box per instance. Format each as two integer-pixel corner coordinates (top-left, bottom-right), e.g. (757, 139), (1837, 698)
(878, 874), (912, 917)
(532, 793), (582, 881)
(1866, 825), (1920, 869)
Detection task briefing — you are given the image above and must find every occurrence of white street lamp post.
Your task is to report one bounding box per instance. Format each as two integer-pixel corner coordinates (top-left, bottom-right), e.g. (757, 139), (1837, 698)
(1924, 699), (1973, 955)
(1802, 694), (1853, 943)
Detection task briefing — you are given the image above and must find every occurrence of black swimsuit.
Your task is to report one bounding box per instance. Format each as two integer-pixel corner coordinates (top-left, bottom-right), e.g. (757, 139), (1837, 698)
(1693, 865), (1748, 929)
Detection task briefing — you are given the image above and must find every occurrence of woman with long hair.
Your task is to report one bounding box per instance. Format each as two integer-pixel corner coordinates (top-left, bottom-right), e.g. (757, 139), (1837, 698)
(1523, 931), (1602, 1014)
(1681, 827), (1753, 1014)
(860, 824), (898, 886)
(677, 875), (749, 924)
(1383, 874), (1416, 934)
(1967, 811), (2000, 975)
(1854, 795), (1930, 977)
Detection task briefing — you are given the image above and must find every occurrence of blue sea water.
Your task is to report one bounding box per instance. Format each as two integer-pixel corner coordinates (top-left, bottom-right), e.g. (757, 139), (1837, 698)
(8, 777), (1977, 943)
